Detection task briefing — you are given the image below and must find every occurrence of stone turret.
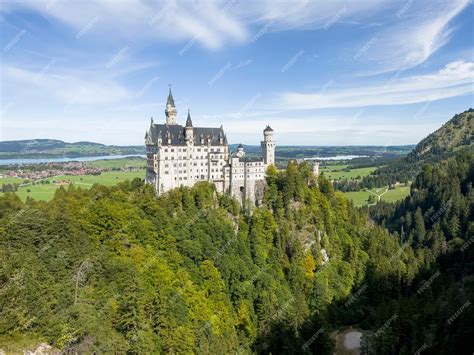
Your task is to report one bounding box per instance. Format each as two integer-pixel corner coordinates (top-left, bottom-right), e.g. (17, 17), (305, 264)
(261, 125), (275, 166)
(165, 87), (177, 125)
(236, 143), (245, 158)
(185, 109), (194, 143)
(312, 161), (319, 177)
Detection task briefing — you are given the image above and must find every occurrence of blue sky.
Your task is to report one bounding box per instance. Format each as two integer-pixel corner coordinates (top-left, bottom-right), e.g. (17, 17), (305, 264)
(0, 0), (473, 145)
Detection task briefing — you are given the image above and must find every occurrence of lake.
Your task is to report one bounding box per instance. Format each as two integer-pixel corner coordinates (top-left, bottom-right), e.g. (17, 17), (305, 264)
(0, 155), (146, 166)
(0, 154), (367, 166)
(304, 155), (369, 161)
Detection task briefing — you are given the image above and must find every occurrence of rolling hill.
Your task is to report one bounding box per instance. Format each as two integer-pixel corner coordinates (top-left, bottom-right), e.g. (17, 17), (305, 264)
(361, 108), (473, 187)
(0, 139), (144, 159)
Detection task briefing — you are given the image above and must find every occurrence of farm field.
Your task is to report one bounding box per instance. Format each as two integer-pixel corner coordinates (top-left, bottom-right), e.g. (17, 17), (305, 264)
(0, 176), (30, 185)
(0, 171), (144, 202)
(320, 164), (378, 180)
(86, 157), (146, 169)
(343, 185), (411, 207)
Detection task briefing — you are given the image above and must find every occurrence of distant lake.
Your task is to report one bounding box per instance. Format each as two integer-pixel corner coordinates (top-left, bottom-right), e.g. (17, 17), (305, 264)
(0, 153), (367, 166)
(305, 155), (369, 161)
(0, 155), (146, 166)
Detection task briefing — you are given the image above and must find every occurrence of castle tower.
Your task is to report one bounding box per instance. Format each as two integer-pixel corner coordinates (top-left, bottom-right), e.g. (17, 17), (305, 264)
(165, 87), (177, 125)
(185, 109), (194, 144)
(236, 143), (245, 158)
(261, 125), (275, 166)
(312, 161), (319, 177)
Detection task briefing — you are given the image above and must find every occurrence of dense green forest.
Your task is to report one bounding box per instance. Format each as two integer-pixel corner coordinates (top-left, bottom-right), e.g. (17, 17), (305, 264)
(1, 145), (472, 353)
(334, 109), (473, 191)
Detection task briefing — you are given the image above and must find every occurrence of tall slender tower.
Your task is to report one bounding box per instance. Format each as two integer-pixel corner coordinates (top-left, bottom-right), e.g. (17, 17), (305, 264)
(185, 109), (194, 144)
(165, 87), (177, 125)
(261, 125), (275, 166)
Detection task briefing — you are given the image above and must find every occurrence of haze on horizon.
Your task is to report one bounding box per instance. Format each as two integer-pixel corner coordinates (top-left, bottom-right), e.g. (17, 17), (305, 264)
(0, 0), (473, 146)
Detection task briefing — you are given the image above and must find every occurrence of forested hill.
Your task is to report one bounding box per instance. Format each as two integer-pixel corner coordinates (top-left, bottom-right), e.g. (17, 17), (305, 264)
(0, 139), (143, 158)
(366, 149), (474, 353)
(361, 108), (473, 188)
(1, 154), (473, 353)
(411, 108), (473, 158)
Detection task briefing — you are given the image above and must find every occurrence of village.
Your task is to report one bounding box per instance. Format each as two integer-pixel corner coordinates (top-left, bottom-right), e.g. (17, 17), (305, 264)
(0, 161), (102, 181)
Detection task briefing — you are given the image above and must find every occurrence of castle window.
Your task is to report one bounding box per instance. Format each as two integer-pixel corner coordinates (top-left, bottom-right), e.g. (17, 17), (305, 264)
(165, 149), (168, 152)
(171, 149), (174, 152)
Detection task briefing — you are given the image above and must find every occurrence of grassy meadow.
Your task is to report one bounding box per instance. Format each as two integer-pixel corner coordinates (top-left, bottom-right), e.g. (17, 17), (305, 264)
(0, 171), (144, 202)
(85, 157), (145, 169)
(320, 164), (378, 180)
(343, 185), (411, 207)
(1, 158), (410, 205)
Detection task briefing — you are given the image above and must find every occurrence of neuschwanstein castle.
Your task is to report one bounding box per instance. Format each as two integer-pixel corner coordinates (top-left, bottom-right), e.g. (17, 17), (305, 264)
(145, 88), (276, 204)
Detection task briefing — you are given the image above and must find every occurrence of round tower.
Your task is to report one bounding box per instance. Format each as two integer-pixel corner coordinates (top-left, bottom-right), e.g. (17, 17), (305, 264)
(261, 125), (275, 166)
(236, 143), (245, 158)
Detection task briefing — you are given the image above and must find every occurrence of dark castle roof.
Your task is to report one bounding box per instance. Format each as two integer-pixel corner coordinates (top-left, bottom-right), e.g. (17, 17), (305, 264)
(148, 123), (227, 146)
(264, 125), (273, 132)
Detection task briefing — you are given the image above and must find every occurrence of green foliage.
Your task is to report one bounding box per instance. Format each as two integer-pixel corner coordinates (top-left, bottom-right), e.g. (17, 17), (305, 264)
(0, 149), (472, 354)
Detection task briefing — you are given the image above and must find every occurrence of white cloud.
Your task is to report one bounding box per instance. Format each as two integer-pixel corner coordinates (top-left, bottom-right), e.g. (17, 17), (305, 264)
(0, 0), (390, 49)
(279, 60), (474, 109)
(363, 0), (469, 73)
(3, 65), (130, 104)
(1, 0), (467, 68)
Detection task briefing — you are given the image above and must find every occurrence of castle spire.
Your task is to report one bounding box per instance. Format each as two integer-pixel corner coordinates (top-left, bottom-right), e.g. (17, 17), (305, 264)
(165, 85), (177, 125)
(185, 109), (193, 127)
(167, 85), (175, 107)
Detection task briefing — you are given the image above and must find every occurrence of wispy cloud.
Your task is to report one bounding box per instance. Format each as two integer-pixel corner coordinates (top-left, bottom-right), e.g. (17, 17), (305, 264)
(1, 0), (467, 67)
(279, 61), (474, 109)
(362, 0), (470, 73)
(3, 65), (130, 104)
